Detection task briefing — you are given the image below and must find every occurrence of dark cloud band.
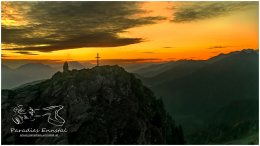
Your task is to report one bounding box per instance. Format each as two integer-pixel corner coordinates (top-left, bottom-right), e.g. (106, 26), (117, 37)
(172, 2), (258, 22)
(2, 2), (164, 52)
(13, 51), (38, 55)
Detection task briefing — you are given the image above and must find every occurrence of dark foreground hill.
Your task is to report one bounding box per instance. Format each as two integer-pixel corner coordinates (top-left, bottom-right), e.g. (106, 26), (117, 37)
(2, 65), (184, 144)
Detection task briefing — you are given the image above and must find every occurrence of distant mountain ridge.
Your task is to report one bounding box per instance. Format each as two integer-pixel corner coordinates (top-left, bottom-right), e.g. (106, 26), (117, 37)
(136, 49), (259, 144)
(2, 63), (56, 89)
(1, 61), (87, 89)
(138, 60), (207, 87)
(17, 63), (52, 70)
(134, 49), (259, 78)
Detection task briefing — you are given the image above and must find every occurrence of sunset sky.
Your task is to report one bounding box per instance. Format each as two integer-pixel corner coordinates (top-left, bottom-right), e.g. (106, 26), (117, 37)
(2, 1), (259, 64)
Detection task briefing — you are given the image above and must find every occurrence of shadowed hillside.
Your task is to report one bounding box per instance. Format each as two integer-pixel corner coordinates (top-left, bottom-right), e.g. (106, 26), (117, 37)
(2, 65), (185, 144)
(136, 49), (259, 144)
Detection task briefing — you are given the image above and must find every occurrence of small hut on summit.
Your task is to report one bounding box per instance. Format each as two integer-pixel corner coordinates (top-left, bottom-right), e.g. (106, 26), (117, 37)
(63, 61), (69, 72)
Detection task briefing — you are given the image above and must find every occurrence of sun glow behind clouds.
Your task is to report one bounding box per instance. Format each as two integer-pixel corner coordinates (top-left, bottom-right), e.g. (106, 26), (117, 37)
(1, 2), (259, 62)
(2, 2), (31, 27)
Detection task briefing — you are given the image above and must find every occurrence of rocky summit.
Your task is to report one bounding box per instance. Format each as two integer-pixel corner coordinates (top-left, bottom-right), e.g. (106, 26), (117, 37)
(2, 65), (185, 144)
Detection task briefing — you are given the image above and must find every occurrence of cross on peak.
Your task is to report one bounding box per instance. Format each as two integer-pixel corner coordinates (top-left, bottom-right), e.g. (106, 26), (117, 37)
(96, 53), (100, 66)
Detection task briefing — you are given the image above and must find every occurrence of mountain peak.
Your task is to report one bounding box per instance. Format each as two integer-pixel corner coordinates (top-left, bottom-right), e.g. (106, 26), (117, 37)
(17, 63), (52, 70)
(241, 48), (258, 54)
(2, 65), (185, 144)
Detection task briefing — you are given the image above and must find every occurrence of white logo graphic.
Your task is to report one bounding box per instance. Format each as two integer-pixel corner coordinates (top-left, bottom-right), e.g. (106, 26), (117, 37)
(12, 105), (65, 126)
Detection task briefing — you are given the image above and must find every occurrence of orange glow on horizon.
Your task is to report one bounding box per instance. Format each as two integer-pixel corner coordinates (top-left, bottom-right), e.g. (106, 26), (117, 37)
(1, 2), (259, 63)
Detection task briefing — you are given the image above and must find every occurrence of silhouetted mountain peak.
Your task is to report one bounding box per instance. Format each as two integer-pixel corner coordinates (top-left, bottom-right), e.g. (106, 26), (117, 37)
(17, 63), (53, 70)
(2, 64), (11, 70)
(2, 65), (185, 144)
(241, 49), (258, 54)
(208, 49), (258, 64)
(146, 49), (258, 144)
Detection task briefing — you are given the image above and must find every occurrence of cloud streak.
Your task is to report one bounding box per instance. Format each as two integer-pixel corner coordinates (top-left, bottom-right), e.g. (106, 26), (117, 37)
(207, 46), (229, 49)
(163, 46), (174, 49)
(6, 33), (143, 52)
(172, 1), (258, 22)
(2, 2), (164, 52)
(14, 51), (38, 55)
(1, 54), (8, 57)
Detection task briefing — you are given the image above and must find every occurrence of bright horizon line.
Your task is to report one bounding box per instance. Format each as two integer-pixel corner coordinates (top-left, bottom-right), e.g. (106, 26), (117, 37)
(2, 48), (258, 64)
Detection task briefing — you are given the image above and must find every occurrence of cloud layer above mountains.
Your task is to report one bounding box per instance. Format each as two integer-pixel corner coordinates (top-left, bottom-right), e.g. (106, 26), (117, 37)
(2, 2), (163, 52)
(172, 2), (258, 22)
